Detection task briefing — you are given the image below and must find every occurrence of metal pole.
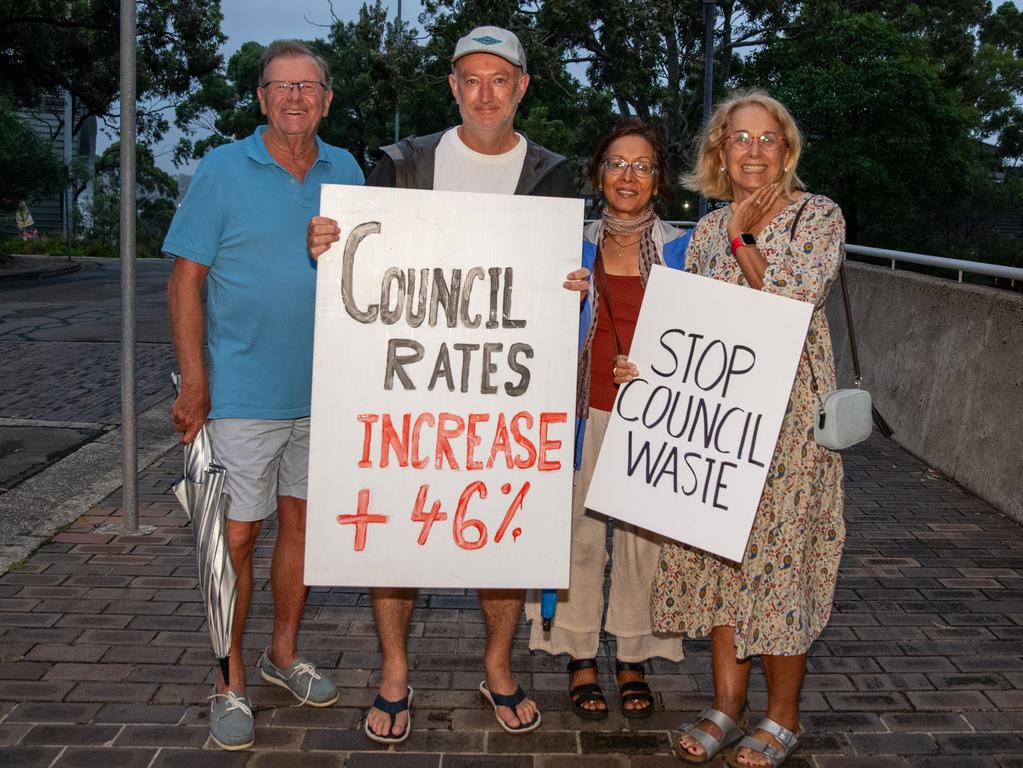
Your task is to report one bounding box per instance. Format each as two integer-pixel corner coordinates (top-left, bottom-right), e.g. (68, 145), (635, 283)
(699, 0), (716, 219)
(394, 0), (402, 142)
(119, 0), (138, 532)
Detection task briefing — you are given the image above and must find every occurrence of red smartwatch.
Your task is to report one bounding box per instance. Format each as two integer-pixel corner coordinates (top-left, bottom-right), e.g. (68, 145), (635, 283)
(731, 233), (756, 255)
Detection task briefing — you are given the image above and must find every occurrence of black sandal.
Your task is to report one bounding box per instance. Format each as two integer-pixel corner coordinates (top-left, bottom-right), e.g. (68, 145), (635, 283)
(615, 660), (654, 719)
(567, 658), (608, 721)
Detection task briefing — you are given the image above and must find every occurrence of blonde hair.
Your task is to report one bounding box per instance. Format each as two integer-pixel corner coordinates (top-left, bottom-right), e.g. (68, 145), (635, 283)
(682, 89), (804, 201)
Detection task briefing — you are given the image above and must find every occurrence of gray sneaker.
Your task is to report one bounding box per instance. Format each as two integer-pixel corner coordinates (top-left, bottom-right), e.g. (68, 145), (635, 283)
(259, 648), (338, 707)
(208, 689), (255, 750)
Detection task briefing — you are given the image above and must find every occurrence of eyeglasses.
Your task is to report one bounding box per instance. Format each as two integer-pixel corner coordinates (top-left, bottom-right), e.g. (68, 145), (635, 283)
(262, 80), (328, 95)
(727, 131), (786, 152)
(602, 157), (657, 178)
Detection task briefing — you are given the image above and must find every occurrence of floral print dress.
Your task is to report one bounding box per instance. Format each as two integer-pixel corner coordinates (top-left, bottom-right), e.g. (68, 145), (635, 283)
(652, 194), (846, 657)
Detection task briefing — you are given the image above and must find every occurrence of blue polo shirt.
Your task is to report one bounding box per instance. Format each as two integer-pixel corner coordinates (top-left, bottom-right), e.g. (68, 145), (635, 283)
(163, 127), (364, 419)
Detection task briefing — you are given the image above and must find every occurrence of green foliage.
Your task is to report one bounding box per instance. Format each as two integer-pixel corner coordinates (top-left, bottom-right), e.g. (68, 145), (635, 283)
(316, 2), (434, 168)
(93, 141), (179, 200)
(1, 0), (226, 143)
(175, 2), (433, 170)
(978, 3), (1023, 162)
(88, 141), (179, 254)
(0, 97), (66, 210)
(165, 0), (1020, 262)
(745, 8), (966, 246)
(174, 40), (263, 164)
(745, 3), (1021, 259)
(0, 236), (118, 258)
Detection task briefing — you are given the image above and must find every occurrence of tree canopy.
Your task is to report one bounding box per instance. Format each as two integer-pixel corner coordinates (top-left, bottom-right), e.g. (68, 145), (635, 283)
(88, 141), (179, 249)
(184, 0), (1012, 252)
(743, 0), (1023, 260)
(0, 0), (226, 142)
(3, 0), (1019, 264)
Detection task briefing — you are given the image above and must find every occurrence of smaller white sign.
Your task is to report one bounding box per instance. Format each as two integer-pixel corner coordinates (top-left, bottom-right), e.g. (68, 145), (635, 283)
(584, 266), (813, 562)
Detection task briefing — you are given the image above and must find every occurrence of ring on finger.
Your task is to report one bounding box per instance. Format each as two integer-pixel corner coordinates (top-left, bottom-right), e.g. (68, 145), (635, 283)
(613, 366), (620, 377)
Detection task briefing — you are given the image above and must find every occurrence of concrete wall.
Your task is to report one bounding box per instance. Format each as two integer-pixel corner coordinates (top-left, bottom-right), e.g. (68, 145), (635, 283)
(825, 262), (1023, 523)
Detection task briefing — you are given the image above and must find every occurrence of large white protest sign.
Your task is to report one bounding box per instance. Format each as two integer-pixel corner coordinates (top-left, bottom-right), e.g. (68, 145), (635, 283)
(305, 186), (582, 588)
(585, 266), (813, 562)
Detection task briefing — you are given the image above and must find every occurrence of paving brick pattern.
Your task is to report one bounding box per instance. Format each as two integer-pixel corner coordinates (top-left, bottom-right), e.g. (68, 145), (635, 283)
(0, 433), (1021, 766)
(0, 340), (176, 424)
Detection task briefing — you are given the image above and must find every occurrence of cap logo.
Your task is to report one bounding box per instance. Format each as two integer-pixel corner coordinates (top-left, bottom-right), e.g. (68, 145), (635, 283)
(472, 35), (502, 45)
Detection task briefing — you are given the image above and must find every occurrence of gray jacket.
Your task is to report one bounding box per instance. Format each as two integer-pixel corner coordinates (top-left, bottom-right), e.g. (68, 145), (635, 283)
(366, 129), (576, 197)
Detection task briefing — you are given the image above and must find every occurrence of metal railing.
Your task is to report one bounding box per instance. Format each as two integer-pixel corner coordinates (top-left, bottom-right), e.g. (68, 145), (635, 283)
(656, 221), (1023, 285)
(843, 244), (1022, 284)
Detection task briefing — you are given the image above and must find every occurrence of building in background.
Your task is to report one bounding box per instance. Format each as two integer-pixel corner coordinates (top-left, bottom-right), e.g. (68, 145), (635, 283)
(1, 90), (97, 239)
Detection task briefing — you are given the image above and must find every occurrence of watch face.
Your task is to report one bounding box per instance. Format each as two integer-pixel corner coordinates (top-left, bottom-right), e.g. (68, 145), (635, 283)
(740, 233), (757, 246)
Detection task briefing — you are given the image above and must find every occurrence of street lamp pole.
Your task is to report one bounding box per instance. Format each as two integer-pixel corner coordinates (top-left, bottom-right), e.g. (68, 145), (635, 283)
(699, 0), (716, 219)
(394, 0), (402, 142)
(119, 0), (138, 532)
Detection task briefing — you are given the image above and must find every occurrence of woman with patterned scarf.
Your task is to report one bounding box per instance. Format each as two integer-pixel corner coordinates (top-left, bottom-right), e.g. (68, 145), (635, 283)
(526, 120), (691, 720)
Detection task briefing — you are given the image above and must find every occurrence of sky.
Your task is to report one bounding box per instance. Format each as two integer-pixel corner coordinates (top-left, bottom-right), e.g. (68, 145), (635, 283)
(218, 0), (425, 54)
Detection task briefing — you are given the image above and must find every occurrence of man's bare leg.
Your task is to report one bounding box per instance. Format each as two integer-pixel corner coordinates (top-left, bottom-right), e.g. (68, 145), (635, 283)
(479, 588), (537, 728)
(366, 587), (416, 738)
(268, 496), (308, 668)
(217, 519), (262, 694)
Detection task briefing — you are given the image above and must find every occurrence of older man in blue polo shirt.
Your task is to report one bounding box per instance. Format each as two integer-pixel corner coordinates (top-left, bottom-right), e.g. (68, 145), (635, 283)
(164, 39), (363, 751)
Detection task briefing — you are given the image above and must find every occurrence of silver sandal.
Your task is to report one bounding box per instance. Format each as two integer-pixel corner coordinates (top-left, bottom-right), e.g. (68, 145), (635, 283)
(727, 717), (800, 768)
(675, 707), (745, 764)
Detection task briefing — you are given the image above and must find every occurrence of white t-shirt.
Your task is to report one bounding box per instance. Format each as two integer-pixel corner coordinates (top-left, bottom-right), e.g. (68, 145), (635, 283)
(432, 128), (527, 194)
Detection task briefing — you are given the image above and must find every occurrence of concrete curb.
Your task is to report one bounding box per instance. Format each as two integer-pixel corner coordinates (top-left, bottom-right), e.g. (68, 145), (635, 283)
(0, 255), (82, 283)
(0, 393), (179, 573)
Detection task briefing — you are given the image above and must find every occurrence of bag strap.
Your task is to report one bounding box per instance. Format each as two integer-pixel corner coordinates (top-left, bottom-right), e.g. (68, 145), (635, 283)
(791, 196), (894, 438)
(594, 250), (624, 357)
(789, 196), (812, 236)
(791, 195), (860, 382)
(789, 197), (826, 405)
(838, 264), (862, 384)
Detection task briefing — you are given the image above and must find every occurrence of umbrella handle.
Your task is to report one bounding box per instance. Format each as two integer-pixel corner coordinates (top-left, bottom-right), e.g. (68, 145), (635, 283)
(540, 589), (557, 632)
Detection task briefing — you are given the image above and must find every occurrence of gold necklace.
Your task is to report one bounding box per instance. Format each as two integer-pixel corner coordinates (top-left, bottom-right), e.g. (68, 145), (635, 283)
(605, 232), (642, 259)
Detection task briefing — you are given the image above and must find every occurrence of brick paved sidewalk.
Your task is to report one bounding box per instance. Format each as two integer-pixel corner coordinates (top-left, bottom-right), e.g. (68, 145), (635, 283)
(0, 433), (1021, 767)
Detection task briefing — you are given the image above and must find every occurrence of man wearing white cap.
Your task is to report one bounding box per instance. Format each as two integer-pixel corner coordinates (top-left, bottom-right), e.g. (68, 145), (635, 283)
(365, 25), (575, 195)
(308, 23), (585, 743)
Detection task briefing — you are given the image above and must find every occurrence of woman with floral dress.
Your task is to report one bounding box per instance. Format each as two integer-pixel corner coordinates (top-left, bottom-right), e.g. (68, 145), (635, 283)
(654, 90), (846, 767)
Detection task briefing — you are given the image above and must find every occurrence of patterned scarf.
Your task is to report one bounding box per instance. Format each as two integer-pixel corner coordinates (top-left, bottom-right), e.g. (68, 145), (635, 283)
(576, 204), (662, 418)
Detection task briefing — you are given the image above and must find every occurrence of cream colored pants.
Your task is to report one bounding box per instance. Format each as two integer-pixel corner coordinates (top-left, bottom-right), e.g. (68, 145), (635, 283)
(526, 408), (684, 662)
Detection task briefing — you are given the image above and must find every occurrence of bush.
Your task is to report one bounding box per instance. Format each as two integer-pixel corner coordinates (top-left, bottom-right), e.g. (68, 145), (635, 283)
(1, 236), (118, 258)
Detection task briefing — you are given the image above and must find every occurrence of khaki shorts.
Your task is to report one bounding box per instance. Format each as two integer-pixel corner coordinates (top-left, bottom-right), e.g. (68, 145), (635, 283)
(207, 417), (310, 522)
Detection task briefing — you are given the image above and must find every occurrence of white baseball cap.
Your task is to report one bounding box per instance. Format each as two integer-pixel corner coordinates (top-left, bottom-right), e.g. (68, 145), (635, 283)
(452, 26), (527, 73)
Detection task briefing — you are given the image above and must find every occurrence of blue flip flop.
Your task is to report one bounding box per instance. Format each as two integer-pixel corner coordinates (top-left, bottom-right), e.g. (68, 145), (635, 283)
(364, 686), (414, 744)
(479, 681), (541, 734)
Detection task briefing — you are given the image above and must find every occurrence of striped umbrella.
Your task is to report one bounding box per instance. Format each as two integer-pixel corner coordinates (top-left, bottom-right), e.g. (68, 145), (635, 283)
(172, 419), (236, 683)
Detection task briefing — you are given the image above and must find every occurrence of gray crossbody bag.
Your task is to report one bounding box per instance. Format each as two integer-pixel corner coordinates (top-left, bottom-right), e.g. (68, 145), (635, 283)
(789, 198), (894, 450)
